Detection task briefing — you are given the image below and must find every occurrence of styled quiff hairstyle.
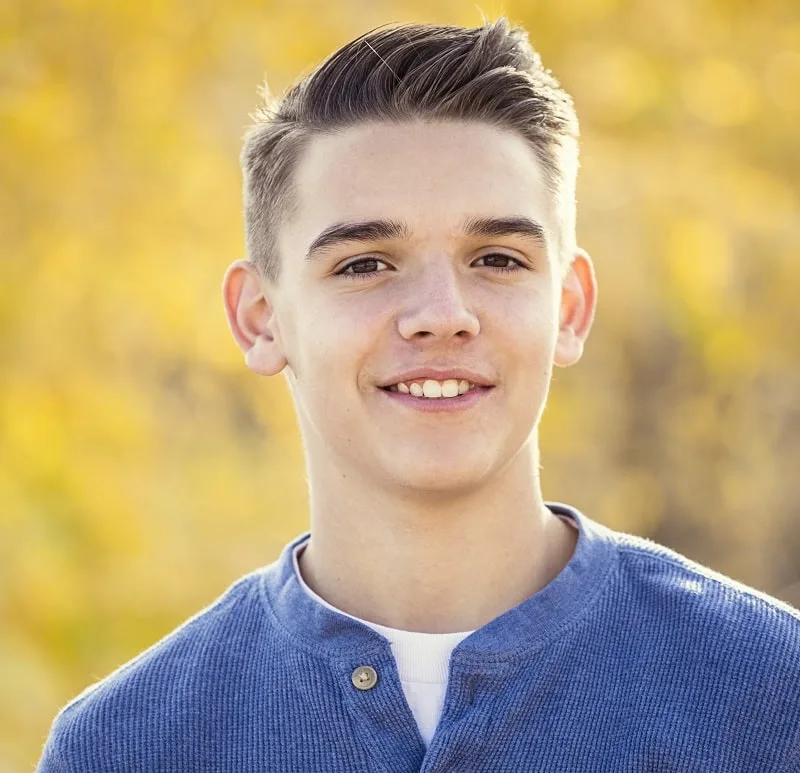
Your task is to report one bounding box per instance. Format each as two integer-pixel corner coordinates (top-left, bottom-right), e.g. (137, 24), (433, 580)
(242, 18), (580, 282)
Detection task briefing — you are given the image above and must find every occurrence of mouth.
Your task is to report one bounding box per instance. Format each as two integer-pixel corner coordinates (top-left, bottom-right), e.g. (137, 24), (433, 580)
(381, 378), (482, 399)
(378, 379), (494, 412)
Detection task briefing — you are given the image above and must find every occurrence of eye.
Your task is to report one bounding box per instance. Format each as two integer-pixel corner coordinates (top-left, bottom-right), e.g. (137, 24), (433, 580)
(474, 253), (527, 272)
(335, 257), (391, 280)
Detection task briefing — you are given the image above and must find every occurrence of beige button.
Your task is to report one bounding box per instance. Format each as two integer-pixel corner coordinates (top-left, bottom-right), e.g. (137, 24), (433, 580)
(351, 665), (378, 691)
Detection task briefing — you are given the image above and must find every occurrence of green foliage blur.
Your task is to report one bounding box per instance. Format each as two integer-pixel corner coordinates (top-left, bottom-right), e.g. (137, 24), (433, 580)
(2, 0), (799, 768)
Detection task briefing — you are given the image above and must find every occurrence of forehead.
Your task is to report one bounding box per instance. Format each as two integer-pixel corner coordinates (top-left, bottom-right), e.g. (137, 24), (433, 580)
(284, 120), (555, 248)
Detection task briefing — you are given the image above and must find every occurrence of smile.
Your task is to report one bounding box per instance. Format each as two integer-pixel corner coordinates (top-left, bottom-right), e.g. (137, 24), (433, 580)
(384, 378), (479, 399)
(379, 381), (494, 412)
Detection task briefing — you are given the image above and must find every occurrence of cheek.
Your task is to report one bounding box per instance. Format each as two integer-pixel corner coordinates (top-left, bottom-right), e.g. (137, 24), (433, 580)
(289, 290), (385, 380)
(488, 288), (558, 351)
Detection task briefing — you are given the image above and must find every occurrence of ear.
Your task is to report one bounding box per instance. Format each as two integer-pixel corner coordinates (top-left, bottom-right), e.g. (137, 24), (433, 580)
(554, 248), (598, 368)
(221, 259), (287, 376)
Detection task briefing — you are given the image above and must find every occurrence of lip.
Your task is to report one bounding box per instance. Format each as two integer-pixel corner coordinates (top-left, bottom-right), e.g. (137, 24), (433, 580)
(377, 368), (496, 389)
(378, 384), (494, 412)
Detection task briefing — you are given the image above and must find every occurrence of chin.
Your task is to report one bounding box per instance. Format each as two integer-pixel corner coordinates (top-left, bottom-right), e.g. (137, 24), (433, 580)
(387, 457), (498, 497)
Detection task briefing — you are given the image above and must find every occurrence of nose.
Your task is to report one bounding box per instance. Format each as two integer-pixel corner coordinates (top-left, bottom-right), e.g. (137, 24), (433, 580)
(396, 259), (480, 341)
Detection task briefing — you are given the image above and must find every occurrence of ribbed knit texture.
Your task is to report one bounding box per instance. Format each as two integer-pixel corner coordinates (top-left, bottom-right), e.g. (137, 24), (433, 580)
(37, 504), (800, 772)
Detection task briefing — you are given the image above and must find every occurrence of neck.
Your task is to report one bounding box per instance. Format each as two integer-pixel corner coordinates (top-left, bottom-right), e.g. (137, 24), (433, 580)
(297, 443), (578, 633)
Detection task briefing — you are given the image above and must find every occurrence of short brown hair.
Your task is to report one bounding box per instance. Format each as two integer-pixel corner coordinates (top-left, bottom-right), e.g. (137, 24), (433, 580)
(241, 18), (580, 282)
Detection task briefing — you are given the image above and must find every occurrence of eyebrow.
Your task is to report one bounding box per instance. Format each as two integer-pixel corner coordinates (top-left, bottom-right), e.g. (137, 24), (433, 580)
(304, 215), (547, 260)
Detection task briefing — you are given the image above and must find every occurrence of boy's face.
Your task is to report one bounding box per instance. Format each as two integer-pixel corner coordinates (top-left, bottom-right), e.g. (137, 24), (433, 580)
(225, 120), (596, 496)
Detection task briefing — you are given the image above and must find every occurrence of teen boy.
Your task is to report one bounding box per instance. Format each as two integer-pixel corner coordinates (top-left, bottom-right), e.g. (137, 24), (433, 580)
(38, 18), (799, 772)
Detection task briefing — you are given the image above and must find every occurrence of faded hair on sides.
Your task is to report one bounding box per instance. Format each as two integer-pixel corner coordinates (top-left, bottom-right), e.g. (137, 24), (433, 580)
(241, 18), (580, 283)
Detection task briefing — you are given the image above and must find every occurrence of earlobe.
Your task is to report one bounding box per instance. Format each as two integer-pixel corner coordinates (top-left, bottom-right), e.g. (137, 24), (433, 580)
(553, 249), (597, 368)
(244, 335), (287, 376)
(221, 259), (288, 377)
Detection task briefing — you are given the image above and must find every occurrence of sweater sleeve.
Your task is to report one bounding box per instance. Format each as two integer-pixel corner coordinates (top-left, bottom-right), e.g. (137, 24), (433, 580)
(35, 697), (110, 773)
(36, 719), (72, 773)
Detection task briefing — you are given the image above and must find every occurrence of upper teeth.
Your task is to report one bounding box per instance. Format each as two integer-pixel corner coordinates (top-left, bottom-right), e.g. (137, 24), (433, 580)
(391, 379), (475, 398)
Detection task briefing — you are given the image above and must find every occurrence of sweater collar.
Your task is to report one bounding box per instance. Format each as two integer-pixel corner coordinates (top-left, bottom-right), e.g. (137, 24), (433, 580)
(258, 503), (618, 663)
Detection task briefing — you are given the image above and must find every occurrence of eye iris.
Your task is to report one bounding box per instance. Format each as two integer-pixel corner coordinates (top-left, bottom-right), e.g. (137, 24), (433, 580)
(484, 255), (510, 267)
(352, 259), (379, 273)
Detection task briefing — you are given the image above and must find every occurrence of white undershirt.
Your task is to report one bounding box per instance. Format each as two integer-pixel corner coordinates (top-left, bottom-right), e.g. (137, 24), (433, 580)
(291, 516), (578, 747)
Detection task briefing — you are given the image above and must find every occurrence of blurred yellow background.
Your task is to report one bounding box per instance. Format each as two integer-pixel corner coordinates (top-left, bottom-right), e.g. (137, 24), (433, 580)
(2, 0), (799, 768)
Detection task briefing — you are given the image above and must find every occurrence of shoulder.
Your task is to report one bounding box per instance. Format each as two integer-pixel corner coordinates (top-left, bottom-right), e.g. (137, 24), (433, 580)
(600, 531), (800, 764)
(610, 529), (800, 690)
(37, 569), (270, 772)
(613, 530), (800, 638)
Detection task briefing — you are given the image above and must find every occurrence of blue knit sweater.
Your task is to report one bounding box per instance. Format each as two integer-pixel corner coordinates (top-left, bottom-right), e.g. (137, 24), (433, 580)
(37, 504), (800, 772)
